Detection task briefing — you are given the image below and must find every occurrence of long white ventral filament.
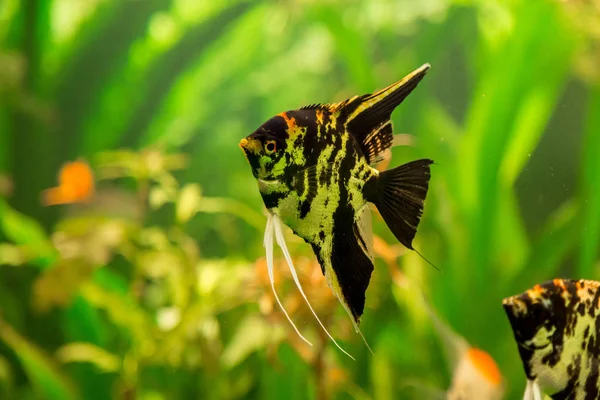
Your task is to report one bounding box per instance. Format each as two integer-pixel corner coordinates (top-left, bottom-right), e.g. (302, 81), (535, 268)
(523, 380), (542, 400)
(264, 214), (313, 347)
(272, 214), (355, 360)
(533, 382), (543, 400)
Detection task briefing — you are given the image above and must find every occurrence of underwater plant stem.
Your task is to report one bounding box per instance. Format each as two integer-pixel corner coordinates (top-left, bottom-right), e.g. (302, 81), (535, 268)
(137, 178), (149, 219)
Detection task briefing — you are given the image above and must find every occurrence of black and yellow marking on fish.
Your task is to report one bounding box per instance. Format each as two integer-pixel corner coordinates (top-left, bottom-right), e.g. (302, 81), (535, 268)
(503, 279), (600, 400)
(240, 63), (433, 327)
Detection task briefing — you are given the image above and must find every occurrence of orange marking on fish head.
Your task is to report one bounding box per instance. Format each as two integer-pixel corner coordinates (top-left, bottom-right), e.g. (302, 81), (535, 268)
(553, 279), (567, 291)
(467, 348), (502, 386)
(316, 109), (324, 125)
(278, 112), (298, 135)
(527, 284), (545, 299)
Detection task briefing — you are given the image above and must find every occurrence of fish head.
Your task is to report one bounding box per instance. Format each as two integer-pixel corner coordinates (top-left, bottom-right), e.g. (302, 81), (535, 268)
(239, 114), (290, 181)
(503, 286), (554, 347)
(503, 280), (572, 385)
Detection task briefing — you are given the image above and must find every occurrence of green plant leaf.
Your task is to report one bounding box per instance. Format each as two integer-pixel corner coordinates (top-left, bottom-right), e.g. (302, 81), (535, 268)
(176, 183), (202, 223)
(0, 198), (56, 268)
(457, 0), (579, 282)
(578, 87), (600, 276)
(0, 319), (77, 400)
(221, 315), (282, 369)
(513, 199), (579, 287)
(56, 342), (121, 373)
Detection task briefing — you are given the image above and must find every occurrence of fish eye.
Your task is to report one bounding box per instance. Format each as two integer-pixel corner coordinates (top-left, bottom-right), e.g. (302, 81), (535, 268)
(265, 140), (277, 154)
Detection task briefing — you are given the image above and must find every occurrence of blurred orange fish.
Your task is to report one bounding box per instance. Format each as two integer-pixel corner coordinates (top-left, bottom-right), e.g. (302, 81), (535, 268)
(426, 293), (504, 400)
(42, 160), (94, 206)
(397, 277), (504, 400)
(447, 346), (503, 400)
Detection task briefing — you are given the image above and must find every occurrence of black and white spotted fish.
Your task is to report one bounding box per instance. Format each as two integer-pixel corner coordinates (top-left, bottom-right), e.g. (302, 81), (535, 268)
(239, 64), (433, 356)
(503, 279), (600, 400)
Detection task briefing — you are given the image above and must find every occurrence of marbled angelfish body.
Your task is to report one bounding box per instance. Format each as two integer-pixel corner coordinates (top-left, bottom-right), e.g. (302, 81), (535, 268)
(503, 279), (600, 400)
(257, 107), (379, 324)
(240, 63), (433, 327)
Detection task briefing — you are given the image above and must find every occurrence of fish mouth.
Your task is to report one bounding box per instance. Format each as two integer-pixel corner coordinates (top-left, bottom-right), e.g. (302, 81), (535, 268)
(239, 137), (262, 155)
(502, 295), (531, 318)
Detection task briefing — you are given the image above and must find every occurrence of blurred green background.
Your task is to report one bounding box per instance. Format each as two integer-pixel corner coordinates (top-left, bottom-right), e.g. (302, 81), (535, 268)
(0, 0), (599, 399)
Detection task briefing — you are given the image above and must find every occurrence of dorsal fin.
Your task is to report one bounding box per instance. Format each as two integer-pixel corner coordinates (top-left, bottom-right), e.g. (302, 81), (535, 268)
(299, 103), (326, 110)
(337, 63), (430, 165)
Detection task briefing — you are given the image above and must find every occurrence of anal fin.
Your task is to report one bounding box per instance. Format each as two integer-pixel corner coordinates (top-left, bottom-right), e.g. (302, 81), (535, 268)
(316, 206), (375, 329)
(329, 224), (374, 326)
(311, 215), (375, 354)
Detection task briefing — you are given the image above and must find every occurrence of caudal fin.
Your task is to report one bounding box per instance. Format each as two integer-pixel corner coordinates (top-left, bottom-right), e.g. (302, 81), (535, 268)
(367, 159), (432, 250)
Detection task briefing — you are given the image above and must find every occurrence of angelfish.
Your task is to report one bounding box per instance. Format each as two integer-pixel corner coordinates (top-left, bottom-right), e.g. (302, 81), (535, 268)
(239, 64), (433, 357)
(503, 279), (600, 400)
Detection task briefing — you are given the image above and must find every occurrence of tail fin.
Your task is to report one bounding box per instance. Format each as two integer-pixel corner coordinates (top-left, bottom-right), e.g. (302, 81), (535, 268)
(366, 159), (432, 250)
